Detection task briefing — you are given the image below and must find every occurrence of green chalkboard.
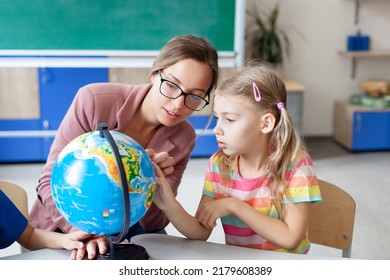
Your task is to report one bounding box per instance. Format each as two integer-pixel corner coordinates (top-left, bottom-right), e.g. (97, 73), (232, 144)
(0, 0), (236, 51)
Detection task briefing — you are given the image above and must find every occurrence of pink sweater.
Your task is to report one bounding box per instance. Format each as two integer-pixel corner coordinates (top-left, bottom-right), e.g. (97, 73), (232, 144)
(29, 83), (196, 233)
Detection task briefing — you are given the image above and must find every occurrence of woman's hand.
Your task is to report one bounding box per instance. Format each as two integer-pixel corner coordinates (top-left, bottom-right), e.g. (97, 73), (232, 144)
(146, 149), (174, 176)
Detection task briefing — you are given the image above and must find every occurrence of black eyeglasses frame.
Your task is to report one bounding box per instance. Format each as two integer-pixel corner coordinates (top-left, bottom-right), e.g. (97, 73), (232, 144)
(158, 70), (210, 111)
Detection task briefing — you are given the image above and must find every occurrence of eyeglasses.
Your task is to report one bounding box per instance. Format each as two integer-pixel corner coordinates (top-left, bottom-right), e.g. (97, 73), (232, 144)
(158, 70), (209, 111)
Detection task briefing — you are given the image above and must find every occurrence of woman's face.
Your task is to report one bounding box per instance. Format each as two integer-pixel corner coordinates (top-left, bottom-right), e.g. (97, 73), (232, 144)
(150, 59), (213, 127)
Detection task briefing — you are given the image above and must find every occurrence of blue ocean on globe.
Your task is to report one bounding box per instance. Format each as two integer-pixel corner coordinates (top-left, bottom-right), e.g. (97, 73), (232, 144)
(51, 130), (156, 235)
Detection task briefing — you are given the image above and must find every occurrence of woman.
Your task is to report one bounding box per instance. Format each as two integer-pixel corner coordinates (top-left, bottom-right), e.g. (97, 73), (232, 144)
(29, 34), (219, 259)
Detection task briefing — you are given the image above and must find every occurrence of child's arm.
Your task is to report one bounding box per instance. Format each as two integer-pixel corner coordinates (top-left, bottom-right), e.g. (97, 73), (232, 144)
(196, 197), (310, 250)
(152, 162), (212, 240)
(17, 223), (92, 251)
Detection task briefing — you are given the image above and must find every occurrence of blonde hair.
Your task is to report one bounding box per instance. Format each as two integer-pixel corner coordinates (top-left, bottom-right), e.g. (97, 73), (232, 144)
(216, 62), (305, 216)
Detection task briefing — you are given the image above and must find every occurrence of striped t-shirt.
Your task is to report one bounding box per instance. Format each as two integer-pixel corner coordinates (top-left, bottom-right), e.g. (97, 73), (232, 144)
(202, 150), (322, 254)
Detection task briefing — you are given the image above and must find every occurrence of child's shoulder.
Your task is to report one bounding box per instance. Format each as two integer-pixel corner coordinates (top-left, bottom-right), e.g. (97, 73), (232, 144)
(208, 150), (223, 162)
(209, 151), (223, 161)
(289, 148), (314, 169)
(207, 151), (225, 171)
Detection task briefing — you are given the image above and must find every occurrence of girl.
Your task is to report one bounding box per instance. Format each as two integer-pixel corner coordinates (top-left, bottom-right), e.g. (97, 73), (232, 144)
(28, 34), (219, 259)
(153, 64), (322, 254)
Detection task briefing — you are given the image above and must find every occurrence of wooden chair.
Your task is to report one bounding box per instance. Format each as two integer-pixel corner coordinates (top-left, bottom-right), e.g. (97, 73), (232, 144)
(308, 179), (356, 258)
(0, 180), (29, 218)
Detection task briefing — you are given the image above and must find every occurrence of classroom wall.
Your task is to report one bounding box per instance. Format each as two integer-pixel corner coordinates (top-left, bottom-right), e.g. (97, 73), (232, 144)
(2, 1), (389, 137)
(247, 0), (390, 136)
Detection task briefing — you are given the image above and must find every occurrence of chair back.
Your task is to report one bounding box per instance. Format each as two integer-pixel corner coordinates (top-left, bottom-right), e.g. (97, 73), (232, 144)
(0, 180), (29, 218)
(308, 179), (356, 258)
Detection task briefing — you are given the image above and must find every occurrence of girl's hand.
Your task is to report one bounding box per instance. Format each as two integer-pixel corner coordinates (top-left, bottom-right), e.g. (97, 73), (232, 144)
(151, 162), (176, 211)
(146, 149), (174, 176)
(196, 198), (235, 229)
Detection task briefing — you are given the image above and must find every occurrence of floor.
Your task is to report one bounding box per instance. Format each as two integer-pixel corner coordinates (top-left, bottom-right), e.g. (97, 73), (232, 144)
(1, 137), (389, 259)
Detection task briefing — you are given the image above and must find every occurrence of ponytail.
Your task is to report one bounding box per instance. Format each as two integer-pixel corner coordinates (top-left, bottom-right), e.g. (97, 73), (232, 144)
(267, 106), (302, 217)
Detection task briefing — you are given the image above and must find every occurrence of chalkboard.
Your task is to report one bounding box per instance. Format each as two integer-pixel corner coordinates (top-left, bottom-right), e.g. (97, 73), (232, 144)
(0, 0), (236, 51)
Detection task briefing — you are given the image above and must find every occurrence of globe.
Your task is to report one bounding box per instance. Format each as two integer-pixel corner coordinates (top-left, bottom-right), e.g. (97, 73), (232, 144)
(51, 130), (156, 236)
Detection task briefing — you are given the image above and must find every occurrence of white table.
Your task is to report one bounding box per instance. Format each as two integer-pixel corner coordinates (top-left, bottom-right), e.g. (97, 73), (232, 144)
(0, 234), (340, 260)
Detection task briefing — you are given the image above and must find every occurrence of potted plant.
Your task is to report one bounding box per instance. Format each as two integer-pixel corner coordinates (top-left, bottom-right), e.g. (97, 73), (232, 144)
(246, 3), (291, 67)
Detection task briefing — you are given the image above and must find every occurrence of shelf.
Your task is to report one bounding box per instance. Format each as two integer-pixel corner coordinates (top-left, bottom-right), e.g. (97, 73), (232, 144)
(338, 50), (390, 78)
(284, 79), (305, 92)
(339, 50), (390, 58)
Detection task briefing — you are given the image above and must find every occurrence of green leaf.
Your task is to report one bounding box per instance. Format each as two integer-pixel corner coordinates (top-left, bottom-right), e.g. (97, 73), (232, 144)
(245, 3), (293, 66)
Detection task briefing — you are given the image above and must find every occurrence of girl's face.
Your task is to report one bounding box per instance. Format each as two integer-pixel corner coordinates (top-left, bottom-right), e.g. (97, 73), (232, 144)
(150, 58), (213, 127)
(213, 93), (265, 157)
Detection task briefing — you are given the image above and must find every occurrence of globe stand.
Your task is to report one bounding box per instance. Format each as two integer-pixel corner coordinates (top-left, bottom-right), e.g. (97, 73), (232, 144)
(93, 242), (149, 260)
(90, 123), (150, 260)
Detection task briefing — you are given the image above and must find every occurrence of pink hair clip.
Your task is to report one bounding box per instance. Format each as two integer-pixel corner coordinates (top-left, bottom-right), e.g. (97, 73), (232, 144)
(277, 102), (285, 110)
(252, 82), (261, 102)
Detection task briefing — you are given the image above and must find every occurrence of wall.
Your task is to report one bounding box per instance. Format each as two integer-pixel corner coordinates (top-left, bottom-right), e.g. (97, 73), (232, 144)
(247, 0), (390, 136)
(2, 1), (389, 136)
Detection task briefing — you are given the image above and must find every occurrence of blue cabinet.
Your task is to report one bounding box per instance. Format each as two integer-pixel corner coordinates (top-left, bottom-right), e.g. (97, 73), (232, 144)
(0, 120), (43, 162)
(188, 116), (218, 157)
(0, 67), (108, 162)
(0, 68), (219, 162)
(333, 100), (390, 151)
(39, 67), (108, 157)
(0, 67), (219, 162)
(352, 111), (390, 150)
